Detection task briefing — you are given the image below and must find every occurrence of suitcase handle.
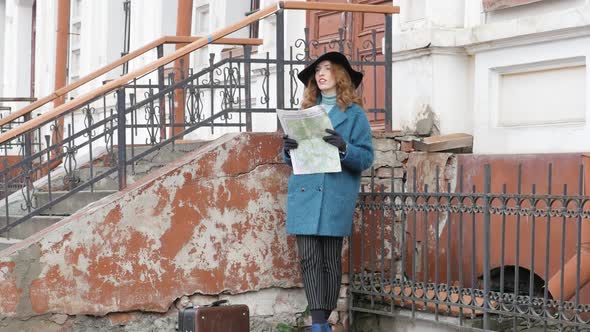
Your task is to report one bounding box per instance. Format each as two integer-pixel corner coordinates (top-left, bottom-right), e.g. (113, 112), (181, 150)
(182, 299), (229, 310)
(210, 299), (228, 307)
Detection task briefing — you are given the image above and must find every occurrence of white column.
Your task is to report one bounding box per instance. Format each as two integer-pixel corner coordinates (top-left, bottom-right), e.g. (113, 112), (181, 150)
(104, 0), (126, 81)
(159, 0), (177, 36)
(129, 0), (177, 72)
(2, 0), (33, 99)
(0, 0), (6, 96)
(0, 0), (5, 96)
(33, 0), (57, 112)
(223, 0), (248, 39)
(76, 0), (126, 93)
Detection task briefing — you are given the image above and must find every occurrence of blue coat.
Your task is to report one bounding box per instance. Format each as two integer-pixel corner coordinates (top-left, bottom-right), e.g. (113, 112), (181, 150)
(283, 103), (374, 237)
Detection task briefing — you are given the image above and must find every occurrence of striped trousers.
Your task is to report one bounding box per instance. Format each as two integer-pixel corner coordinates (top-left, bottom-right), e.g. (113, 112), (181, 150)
(296, 235), (344, 311)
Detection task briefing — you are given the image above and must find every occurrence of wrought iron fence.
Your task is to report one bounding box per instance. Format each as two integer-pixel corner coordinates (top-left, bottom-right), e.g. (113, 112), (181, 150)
(0, 9), (393, 243)
(0, 98), (40, 200)
(350, 163), (590, 331)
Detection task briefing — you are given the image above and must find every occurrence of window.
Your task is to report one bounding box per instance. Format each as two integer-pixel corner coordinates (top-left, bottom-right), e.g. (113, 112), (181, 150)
(71, 22), (81, 50)
(195, 5), (209, 35)
(72, 0), (82, 19)
(69, 0), (82, 91)
(192, 4), (210, 68)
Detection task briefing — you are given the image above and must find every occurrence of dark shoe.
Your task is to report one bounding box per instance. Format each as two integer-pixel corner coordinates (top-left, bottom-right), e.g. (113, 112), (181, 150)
(311, 323), (331, 332)
(311, 323), (322, 332)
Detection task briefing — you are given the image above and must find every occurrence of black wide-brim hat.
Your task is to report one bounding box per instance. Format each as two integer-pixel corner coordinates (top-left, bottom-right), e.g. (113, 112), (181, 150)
(297, 52), (363, 89)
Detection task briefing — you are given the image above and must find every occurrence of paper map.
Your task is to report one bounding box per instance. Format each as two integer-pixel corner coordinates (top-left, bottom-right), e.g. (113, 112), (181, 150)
(277, 105), (342, 175)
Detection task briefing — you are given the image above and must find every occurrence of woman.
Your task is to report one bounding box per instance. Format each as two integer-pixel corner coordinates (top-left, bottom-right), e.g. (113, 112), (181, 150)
(282, 52), (374, 332)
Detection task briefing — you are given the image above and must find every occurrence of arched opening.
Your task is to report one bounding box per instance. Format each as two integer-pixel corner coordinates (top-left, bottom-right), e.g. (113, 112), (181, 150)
(486, 266), (550, 299)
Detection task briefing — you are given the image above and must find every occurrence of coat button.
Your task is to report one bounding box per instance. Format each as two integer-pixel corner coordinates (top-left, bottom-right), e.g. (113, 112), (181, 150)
(318, 186), (322, 192)
(301, 187), (305, 192)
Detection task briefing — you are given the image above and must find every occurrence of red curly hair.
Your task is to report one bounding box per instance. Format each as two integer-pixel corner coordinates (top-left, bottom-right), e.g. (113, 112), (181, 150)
(301, 62), (363, 111)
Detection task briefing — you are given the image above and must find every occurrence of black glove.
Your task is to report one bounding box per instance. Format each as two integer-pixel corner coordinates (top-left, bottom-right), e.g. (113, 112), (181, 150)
(283, 135), (298, 152)
(323, 129), (346, 152)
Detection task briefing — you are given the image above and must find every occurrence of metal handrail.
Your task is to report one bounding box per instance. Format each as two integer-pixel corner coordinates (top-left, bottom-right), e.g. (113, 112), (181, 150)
(0, 37), (262, 131)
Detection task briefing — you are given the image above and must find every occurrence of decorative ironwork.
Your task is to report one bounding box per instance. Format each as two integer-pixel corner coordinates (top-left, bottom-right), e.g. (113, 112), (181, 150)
(361, 30), (378, 62)
(62, 125), (80, 189)
(83, 105), (96, 137)
(19, 166), (37, 211)
(293, 27), (319, 62)
(289, 47), (300, 108)
(143, 89), (161, 145)
(104, 98), (117, 164)
(185, 86), (205, 125)
(220, 64), (242, 121)
(351, 164), (590, 330)
(260, 57), (270, 106)
(326, 28), (353, 57)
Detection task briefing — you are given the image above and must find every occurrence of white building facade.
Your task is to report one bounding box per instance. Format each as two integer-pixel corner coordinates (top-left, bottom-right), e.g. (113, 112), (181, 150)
(0, 0), (589, 153)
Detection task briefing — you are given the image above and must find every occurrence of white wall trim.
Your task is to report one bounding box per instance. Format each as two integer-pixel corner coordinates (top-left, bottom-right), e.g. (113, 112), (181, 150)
(465, 25), (590, 54)
(473, 36), (590, 154)
(392, 4), (590, 55)
(392, 46), (467, 62)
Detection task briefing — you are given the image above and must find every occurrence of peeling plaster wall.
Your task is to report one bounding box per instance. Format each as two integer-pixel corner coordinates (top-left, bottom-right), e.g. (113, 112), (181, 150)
(0, 132), (297, 318)
(0, 131), (407, 331)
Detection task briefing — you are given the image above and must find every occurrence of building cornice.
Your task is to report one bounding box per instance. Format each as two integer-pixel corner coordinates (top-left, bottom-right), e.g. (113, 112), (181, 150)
(392, 46), (467, 62)
(464, 25), (590, 54)
(392, 4), (590, 59)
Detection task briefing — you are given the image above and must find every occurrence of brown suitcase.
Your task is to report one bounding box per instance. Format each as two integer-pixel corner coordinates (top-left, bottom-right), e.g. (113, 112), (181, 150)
(178, 300), (249, 332)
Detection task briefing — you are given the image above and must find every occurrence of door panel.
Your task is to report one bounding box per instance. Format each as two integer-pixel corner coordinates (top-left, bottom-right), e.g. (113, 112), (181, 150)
(305, 0), (390, 130)
(306, 0), (350, 59)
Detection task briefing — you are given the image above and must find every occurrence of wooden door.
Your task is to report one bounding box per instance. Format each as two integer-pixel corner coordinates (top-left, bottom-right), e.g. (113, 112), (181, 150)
(306, 0), (390, 130)
(306, 0), (351, 60)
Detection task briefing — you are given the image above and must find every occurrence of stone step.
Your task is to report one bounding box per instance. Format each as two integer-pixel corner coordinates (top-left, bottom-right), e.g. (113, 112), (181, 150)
(34, 142), (209, 193)
(0, 215), (63, 240)
(114, 142), (207, 165)
(39, 167), (118, 192)
(35, 190), (117, 216)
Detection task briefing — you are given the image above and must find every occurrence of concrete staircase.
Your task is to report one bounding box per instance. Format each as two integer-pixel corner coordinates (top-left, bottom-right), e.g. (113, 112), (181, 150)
(0, 142), (207, 250)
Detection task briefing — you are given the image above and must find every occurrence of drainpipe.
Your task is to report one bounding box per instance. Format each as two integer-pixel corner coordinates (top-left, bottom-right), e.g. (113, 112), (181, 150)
(52, 0), (70, 155)
(171, 0), (193, 138)
(547, 154), (590, 301)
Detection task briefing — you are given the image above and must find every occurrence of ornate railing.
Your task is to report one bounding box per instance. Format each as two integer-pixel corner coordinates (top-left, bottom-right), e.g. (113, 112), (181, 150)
(0, 98), (39, 200)
(351, 163), (590, 331)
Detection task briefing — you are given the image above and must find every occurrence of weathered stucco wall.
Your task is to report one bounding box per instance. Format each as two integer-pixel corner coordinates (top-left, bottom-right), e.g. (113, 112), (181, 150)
(0, 131), (408, 331)
(0, 132), (297, 318)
